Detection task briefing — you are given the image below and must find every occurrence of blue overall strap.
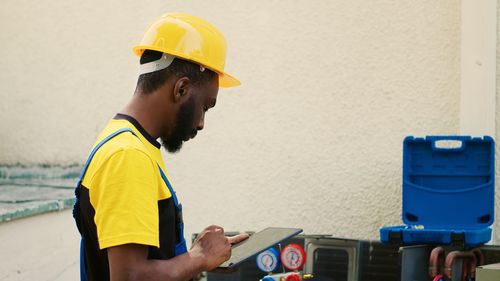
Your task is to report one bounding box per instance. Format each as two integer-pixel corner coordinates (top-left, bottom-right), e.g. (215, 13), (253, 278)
(79, 239), (87, 281)
(158, 166), (179, 206)
(73, 128), (137, 281)
(158, 166), (187, 255)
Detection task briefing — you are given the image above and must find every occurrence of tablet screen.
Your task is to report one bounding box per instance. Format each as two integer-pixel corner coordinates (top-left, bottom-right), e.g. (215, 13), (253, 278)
(218, 227), (303, 269)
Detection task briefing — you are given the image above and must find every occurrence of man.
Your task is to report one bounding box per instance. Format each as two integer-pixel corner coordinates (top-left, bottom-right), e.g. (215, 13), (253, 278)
(73, 13), (248, 281)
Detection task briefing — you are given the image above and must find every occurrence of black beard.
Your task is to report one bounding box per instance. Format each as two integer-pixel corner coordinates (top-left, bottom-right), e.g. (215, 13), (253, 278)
(161, 96), (197, 153)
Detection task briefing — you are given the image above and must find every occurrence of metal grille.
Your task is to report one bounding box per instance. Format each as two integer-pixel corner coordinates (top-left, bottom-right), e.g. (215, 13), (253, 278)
(310, 248), (349, 281)
(358, 241), (400, 281)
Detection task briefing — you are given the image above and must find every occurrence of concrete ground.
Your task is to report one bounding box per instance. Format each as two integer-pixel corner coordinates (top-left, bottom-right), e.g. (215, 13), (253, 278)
(0, 210), (79, 281)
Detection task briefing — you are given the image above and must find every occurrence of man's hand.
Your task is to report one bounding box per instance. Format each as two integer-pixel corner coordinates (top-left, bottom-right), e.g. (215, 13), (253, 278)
(107, 225), (249, 280)
(190, 225), (249, 271)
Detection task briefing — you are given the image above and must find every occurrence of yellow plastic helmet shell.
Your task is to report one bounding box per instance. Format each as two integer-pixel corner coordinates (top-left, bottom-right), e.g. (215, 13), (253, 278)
(133, 13), (240, 88)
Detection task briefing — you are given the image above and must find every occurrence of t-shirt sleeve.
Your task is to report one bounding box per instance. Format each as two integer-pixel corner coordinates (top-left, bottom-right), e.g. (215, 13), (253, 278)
(89, 148), (159, 249)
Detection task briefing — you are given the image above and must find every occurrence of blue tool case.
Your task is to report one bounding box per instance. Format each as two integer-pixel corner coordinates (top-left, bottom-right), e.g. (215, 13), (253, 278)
(380, 136), (495, 248)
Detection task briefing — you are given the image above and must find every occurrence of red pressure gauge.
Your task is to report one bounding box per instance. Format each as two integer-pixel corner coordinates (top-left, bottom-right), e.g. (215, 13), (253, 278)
(280, 244), (306, 270)
(285, 273), (301, 281)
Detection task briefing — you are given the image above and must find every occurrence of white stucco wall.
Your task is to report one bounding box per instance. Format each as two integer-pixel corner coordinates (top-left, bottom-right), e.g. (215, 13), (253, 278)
(495, 0), (500, 244)
(0, 210), (79, 280)
(2, 0), (498, 252)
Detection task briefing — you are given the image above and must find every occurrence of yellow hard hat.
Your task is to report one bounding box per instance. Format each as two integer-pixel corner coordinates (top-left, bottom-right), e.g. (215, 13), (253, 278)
(133, 13), (240, 88)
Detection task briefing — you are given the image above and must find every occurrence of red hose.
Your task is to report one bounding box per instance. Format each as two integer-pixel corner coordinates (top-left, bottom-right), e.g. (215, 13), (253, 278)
(432, 274), (443, 281)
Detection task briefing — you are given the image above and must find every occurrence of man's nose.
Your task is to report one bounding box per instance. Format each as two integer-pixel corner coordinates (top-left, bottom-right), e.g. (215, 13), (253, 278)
(197, 112), (205, 131)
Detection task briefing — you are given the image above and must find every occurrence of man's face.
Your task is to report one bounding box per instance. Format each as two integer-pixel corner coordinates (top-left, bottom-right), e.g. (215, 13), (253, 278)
(161, 78), (218, 152)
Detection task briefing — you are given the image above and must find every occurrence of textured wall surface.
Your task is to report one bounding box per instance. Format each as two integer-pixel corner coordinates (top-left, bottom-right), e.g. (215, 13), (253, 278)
(0, 210), (79, 280)
(495, 0), (500, 244)
(1, 0), (485, 244)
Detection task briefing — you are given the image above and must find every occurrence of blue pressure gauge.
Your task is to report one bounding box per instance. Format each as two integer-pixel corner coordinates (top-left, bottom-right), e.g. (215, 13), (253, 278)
(256, 248), (281, 273)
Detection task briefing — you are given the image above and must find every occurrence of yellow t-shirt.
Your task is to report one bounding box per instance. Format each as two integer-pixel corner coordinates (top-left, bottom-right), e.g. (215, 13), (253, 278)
(80, 114), (174, 249)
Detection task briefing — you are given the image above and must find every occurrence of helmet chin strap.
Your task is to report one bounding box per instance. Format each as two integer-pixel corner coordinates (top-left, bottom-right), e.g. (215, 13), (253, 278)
(138, 53), (175, 75)
(139, 53), (206, 75)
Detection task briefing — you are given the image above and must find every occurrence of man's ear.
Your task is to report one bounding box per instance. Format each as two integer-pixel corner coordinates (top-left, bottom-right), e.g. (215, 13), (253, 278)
(173, 77), (191, 103)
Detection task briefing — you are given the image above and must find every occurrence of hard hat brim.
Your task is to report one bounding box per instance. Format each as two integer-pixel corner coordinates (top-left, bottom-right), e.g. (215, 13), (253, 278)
(219, 72), (241, 88)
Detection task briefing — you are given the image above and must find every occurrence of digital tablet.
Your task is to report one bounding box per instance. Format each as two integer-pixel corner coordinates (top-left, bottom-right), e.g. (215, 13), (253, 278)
(218, 227), (303, 269)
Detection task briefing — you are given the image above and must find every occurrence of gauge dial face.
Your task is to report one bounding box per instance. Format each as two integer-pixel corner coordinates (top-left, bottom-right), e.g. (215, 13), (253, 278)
(256, 248), (280, 273)
(280, 244), (306, 270)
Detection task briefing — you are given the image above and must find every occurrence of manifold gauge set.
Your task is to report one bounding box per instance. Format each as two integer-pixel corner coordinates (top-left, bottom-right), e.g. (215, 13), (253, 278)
(256, 244), (313, 281)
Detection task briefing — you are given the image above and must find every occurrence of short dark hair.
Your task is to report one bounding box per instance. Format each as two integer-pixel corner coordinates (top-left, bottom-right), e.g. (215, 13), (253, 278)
(136, 50), (217, 94)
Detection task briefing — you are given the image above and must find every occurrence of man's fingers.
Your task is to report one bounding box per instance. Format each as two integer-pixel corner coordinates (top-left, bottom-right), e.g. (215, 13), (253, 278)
(206, 225), (224, 233)
(228, 233), (250, 245)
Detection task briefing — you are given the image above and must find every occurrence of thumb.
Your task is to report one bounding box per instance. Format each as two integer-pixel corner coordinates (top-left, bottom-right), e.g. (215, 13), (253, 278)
(228, 233), (250, 245)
